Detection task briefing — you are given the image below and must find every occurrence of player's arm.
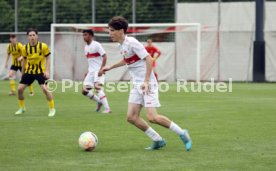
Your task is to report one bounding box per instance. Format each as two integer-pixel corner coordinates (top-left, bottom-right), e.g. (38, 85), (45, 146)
(5, 53), (11, 68)
(102, 59), (126, 73)
(142, 55), (154, 94)
(45, 54), (51, 79)
(17, 44), (24, 62)
(17, 56), (24, 62)
(43, 43), (51, 79)
(132, 40), (153, 94)
(5, 45), (11, 68)
(153, 47), (161, 61)
(145, 55), (154, 81)
(21, 57), (27, 74)
(98, 54), (107, 76)
(97, 43), (108, 76)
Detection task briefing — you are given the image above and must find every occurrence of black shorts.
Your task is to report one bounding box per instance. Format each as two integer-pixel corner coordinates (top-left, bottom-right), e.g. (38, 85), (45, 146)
(20, 73), (46, 85)
(10, 65), (22, 72)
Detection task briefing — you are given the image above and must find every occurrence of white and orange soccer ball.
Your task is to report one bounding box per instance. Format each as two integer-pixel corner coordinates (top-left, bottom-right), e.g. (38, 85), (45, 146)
(78, 131), (98, 151)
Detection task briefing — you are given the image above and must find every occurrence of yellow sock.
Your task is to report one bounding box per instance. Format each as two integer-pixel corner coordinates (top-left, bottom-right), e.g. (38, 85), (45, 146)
(10, 79), (16, 92)
(29, 84), (34, 93)
(48, 100), (55, 109)
(18, 100), (25, 108)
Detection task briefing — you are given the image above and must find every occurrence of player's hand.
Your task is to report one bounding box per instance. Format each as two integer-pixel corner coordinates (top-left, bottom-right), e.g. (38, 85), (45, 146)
(98, 70), (103, 77)
(4, 63), (8, 68)
(17, 56), (23, 62)
(44, 71), (50, 79)
(141, 81), (150, 95)
(101, 66), (111, 74)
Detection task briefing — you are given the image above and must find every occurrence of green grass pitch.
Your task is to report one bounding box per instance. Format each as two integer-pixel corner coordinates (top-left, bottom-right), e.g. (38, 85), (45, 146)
(0, 81), (275, 171)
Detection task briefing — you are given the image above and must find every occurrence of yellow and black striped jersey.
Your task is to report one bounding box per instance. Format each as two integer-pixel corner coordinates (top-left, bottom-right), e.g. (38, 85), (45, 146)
(22, 41), (51, 74)
(7, 42), (23, 67)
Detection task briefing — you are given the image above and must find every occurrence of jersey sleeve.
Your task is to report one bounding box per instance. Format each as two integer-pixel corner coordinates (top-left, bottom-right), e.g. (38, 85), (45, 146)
(96, 42), (106, 56)
(131, 39), (149, 59)
(42, 43), (51, 57)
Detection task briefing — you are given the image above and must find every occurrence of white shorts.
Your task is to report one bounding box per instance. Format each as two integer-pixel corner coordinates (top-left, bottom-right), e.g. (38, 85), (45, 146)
(128, 84), (161, 108)
(83, 71), (105, 88)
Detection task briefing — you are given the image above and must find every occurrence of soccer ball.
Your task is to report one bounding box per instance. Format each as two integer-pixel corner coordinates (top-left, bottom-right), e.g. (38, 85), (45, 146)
(78, 131), (98, 151)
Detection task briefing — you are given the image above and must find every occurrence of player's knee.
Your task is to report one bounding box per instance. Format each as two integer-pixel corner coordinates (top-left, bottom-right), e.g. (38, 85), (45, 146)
(82, 86), (92, 96)
(9, 73), (15, 79)
(127, 115), (137, 124)
(82, 89), (88, 96)
(148, 115), (158, 124)
(94, 84), (102, 91)
(42, 87), (49, 94)
(18, 86), (24, 94)
(94, 88), (100, 93)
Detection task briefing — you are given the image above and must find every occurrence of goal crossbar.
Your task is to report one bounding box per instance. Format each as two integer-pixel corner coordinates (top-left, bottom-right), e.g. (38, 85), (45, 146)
(50, 23), (201, 82)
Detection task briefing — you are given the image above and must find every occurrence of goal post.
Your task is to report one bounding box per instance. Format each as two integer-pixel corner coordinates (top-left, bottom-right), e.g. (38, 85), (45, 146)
(50, 23), (201, 82)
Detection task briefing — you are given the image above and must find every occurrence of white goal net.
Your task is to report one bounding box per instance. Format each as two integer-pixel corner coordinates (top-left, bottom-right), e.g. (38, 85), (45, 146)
(50, 23), (201, 82)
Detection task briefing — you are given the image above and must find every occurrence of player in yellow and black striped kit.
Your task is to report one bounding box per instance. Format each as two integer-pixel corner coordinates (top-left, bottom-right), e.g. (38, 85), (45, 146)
(15, 28), (56, 117)
(4, 34), (34, 96)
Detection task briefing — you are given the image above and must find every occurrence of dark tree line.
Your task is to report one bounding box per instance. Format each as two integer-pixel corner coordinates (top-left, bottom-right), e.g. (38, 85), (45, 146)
(1, 0), (271, 33)
(0, 0), (174, 32)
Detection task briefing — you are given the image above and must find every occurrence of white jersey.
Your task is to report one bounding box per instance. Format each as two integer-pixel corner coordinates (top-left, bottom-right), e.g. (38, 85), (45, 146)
(84, 40), (105, 73)
(119, 36), (157, 85)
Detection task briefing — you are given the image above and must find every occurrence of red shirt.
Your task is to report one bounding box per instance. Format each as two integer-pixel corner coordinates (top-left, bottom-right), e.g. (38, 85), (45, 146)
(145, 46), (161, 59)
(145, 45), (161, 67)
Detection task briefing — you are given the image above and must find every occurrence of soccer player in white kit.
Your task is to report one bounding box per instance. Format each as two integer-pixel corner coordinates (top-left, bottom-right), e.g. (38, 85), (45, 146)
(82, 29), (111, 113)
(102, 16), (192, 150)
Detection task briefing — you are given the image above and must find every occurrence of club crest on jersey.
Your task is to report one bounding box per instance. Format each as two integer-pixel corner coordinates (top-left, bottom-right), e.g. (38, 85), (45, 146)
(121, 50), (128, 58)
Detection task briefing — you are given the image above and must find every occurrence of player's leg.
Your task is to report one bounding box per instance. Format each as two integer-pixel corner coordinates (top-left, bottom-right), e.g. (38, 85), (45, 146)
(15, 73), (33, 114)
(145, 107), (192, 151)
(15, 83), (28, 114)
(128, 89), (166, 150)
(153, 64), (158, 81)
(127, 103), (165, 150)
(127, 103), (148, 131)
(19, 67), (34, 96)
(37, 74), (56, 117)
(8, 67), (17, 95)
(144, 87), (192, 151)
(145, 107), (170, 127)
(28, 84), (34, 96)
(82, 86), (101, 102)
(94, 73), (111, 113)
(40, 84), (56, 117)
(94, 83), (111, 113)
(82, 72), (102, 111)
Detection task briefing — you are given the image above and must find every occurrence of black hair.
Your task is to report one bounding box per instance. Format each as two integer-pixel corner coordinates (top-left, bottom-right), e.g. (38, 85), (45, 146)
(10, 34), (16, 38)
(27, 27), (38, 35)
(82, 29), (94, 36)
(108, 16), (128, 34)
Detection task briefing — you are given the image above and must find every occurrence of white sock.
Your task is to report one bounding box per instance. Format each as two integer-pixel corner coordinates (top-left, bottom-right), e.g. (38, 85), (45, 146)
(169, 122), (185, 135)
(145, 127), (162, 141)
(98, 90), (110, 110)
(86, 91), (101, 103)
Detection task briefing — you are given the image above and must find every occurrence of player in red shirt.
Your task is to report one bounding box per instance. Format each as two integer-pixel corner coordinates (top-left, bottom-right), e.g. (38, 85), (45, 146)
(145, 38), (161, 80)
